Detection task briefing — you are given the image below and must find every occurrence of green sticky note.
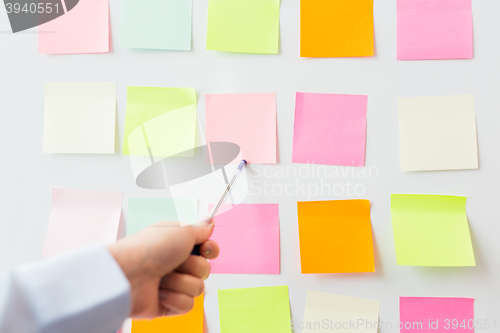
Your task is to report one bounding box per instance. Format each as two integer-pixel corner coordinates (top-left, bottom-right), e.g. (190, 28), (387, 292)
(127, 197), (198, 235)
(120, 0), (192, 50)
(218, 286), (291, 333)
(206, 0), (280, 54)
(123, 87), (197, 157)
(391, 194), (475, 266)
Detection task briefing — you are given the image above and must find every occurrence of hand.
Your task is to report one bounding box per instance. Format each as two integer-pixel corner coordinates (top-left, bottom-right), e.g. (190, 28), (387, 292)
(107, 219), (219, 318)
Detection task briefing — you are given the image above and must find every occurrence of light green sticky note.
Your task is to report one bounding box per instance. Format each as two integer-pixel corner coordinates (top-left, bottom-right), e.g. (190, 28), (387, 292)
(206, 0), (280, 54)
(120, 0), (192, 50)
(218, 286), (291, 333)
(123, 87), (197, 157)
(391, 194), (475, 266)
(127, 197), (198, 236)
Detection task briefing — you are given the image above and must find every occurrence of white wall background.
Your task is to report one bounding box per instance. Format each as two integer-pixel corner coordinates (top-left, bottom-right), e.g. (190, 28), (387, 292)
(1, 0), (500, 332)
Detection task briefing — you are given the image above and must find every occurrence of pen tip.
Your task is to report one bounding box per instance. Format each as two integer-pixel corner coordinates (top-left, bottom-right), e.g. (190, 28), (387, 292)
(242, 159), (248, 165)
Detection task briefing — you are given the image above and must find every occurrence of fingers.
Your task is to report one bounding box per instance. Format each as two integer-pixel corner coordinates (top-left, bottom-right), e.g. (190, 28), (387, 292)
(158, 290), (195, 315)
(199, 240), (219, 260)
(160, 272), (204, 297)
(176, 255), (210, 279)
(187, 218), (215, 245)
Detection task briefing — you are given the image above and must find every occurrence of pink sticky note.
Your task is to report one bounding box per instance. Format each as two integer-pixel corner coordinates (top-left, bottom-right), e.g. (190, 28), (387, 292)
(292, 92), (367, 167)
(400, 297), (474, 332)
(39, 0), (110, 54)
(397, 0), (473, 60)
(206, 93), (277, 164)
(42, 188), (123, 257)
(209, 204), (280, 274)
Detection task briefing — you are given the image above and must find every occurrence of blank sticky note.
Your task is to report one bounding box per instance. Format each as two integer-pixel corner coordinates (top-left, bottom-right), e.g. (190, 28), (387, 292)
(304, 290), (380, 333)
(391, 194), (475, 266)
(400, 297), (474, 333)
(123, 87), (197, 157)
(292, 93), (367, 167)
(206, 0), (280, 54)
(398, 95), (478, 171)
(127, 197), (197, 235)
(206, 93), (277, 164)
(397, 0), (473, 60)
(42, 188), (122, 257)
(301, 0), (374, 57)
(218, 286), (291, 333)
(209, 204), (280, 274)
(297, 200), (374, 274)
(132, 294), (203, 333)
(39, 0), (110, 54)
(120, 0), (192, 50)
(43, 83), (116, 154)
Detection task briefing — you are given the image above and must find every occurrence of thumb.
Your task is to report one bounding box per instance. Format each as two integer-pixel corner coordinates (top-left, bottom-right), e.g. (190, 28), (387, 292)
(187, 218), (214, 245)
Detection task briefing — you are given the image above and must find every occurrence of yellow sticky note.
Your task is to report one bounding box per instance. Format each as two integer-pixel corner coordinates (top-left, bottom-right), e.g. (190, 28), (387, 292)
(300, 0), (374, 57)
(297, 200), (375, 274)
(391, 194), (476, 266)
(132, 294), (204, 332)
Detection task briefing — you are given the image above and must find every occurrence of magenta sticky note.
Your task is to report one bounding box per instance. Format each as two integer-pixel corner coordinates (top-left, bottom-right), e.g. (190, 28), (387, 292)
(39, 0), (110, 54)
(42, 188), (123, 257)
(206, 93), (277, 164)
(209, 204), (280, 274)
(292, 92), (367, 167)
(400, 297), (474, 332)
(397, 0), (473, 60)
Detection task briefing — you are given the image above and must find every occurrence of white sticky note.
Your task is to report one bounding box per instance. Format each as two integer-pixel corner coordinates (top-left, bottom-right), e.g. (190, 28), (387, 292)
(43, 83), (116, 154)
(303, 290), (380, 333)
(398, 95), (478, 171)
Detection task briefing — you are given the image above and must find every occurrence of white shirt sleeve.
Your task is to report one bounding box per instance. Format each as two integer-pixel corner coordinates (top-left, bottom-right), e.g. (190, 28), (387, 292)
(0, 245), (131, 333)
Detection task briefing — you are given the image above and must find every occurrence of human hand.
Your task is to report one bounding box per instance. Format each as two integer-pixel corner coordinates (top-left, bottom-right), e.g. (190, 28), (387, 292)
(107, 219), (219, 318)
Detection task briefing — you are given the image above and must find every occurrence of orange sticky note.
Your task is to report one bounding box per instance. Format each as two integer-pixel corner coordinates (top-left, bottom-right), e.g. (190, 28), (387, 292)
(297, 200), (375, 274)
(300, 0), (374, 57)
(131, 294), (204, 333)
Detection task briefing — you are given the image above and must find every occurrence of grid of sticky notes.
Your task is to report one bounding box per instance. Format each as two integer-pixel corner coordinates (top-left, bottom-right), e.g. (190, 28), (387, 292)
(391, 194), (475, 266)
(132, 294), (204, 333)
(397, 0), (473, 60)
(39, 0), (110, 54)
(206, 0), (280, 54)
(209, 204), (280, 274)
(206, 93), (277, 164)
(120, 0), (192, 50)
(300, 0), (374, 57)
(400, 297), (474, 333)
(293, 92), (367, 166)
(43, 83), (116, 154)
(297, 200), (375, 274)
(398, 95), (478, 171)
(218, 286), (291, 333)
(42, 188), (123, 258)
(304, 291), (380, 333)
(123, 87), (197, 157)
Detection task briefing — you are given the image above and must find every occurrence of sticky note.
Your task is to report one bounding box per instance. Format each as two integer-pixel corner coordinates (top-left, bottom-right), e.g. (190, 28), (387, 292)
(300, 0), (374, 57)
(218, 286), (291, 333)
(132, 294), (204, 333)
(391, 194), (475, 266)
(297, 200), (374, 274)
(398, 95), (478, 171)
(206, 93), (277, 164)
(303, 290), (380, 333)
(39, 0), (110, 54)
(123, 87), (197, 157)
(120, 0), (192, 50)
(397, 0), (473, 60)
(400, 297), (474, 333)
(206, 0), (280, 54)
(292, 92), (367, 167)
(42, 188), (122, 257)
(209, 204), (280, 274)
(43, 83), (116, 154)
